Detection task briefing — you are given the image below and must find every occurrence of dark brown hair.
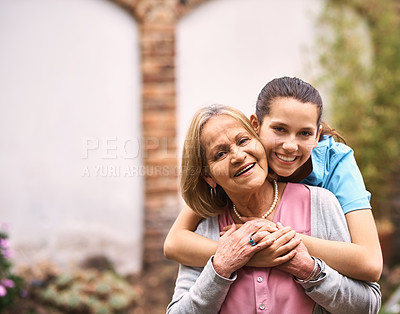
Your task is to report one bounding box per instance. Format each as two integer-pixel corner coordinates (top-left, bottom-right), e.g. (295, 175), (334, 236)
(256, 77), (345, 143)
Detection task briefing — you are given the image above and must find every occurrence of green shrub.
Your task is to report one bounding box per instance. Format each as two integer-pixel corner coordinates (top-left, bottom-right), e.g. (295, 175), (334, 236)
(34, 268), (140, 313)
(0, 224), (25, 311)
(316, 0), (400, 218)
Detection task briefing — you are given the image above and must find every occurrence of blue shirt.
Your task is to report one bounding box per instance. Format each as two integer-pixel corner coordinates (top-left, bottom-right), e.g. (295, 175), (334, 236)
(300, 136), (371, 214)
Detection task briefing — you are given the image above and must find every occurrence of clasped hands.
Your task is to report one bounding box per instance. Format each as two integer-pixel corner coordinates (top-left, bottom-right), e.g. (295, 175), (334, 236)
(212, 219), (315, 280)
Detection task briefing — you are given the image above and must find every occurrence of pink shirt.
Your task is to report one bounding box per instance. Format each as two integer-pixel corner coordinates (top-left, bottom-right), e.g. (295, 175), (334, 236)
(218, 183), (315, 314)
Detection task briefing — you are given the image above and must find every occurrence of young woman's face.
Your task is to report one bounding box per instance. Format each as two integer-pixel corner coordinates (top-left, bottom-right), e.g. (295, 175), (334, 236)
(200, 115), (268, 196)
(253, 97), (321, 178)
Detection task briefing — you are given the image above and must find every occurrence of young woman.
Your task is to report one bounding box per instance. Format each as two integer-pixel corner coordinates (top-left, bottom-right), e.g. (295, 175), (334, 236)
(164, 77), (382, 282)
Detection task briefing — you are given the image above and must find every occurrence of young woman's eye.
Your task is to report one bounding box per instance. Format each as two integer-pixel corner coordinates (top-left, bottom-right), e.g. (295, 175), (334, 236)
(273, 127), (285, 132)
(300, 131), (313, 137)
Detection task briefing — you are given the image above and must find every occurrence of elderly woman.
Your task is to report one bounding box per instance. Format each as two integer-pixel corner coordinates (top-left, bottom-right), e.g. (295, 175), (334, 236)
(167, 105), (381, 314)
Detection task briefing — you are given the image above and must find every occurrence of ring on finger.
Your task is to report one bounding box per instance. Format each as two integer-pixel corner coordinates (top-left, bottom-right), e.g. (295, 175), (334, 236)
(249, 236), (256, 246)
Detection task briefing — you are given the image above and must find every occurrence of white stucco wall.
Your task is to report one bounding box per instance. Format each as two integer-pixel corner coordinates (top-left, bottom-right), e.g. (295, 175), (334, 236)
(0, 0), (143, 273)
(177, 0), (324, 151)
(0, 0), (329, 274)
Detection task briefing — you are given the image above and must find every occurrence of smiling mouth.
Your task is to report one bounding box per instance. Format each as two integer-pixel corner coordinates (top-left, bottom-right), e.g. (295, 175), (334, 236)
(276, 153), (297, 162)
(234, 163), (255, 177)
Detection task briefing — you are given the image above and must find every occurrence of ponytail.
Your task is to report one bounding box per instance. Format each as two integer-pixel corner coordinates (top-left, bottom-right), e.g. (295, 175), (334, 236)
(320, 121), (346, 144)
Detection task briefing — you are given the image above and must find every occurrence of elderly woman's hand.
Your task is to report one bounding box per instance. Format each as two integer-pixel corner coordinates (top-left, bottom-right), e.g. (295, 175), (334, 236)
(212, 219), (275, 278)
(274, 223), (315, 279)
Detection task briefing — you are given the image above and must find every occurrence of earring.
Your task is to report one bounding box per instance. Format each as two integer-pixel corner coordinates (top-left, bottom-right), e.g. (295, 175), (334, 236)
(210, 186), (216, 198)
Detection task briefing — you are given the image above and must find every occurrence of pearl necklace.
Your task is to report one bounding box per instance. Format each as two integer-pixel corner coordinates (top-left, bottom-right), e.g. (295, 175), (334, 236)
(232, 180), (278, 222)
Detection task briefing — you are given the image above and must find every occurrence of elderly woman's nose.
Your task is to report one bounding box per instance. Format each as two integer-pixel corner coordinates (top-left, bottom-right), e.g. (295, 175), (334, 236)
(231, 147), (246, 163)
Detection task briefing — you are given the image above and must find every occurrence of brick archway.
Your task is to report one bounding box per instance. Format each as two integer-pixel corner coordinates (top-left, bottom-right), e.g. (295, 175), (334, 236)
(111, 0), (211, 266)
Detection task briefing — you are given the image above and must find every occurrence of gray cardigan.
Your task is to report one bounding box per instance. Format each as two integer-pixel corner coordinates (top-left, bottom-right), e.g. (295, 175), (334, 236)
(167, 185), (381, 314)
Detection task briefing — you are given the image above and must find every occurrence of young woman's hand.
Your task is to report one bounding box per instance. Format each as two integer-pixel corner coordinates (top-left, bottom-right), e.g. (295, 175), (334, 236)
(220, 217), (278, 236)
(247, 222), (300, 267)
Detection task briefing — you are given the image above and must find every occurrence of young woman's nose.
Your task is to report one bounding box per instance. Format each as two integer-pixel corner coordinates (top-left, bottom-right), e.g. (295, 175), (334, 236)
(282, 138), (298, 153)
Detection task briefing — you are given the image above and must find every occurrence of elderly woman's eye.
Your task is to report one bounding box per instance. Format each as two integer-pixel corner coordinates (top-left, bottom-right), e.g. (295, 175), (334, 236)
(239, 137), (249, 145)
(215, 151), (226, 160)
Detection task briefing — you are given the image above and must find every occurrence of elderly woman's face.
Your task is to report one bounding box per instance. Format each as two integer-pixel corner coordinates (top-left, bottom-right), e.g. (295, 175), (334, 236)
(200, 115), (268, 196)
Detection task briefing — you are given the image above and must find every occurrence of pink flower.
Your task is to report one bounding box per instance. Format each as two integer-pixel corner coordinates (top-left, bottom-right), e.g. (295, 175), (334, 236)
(1, 278), (14, 288)
(1, 248), (13, 259)
(0, 238), (9, 249)
(0, 285), (6, 297)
